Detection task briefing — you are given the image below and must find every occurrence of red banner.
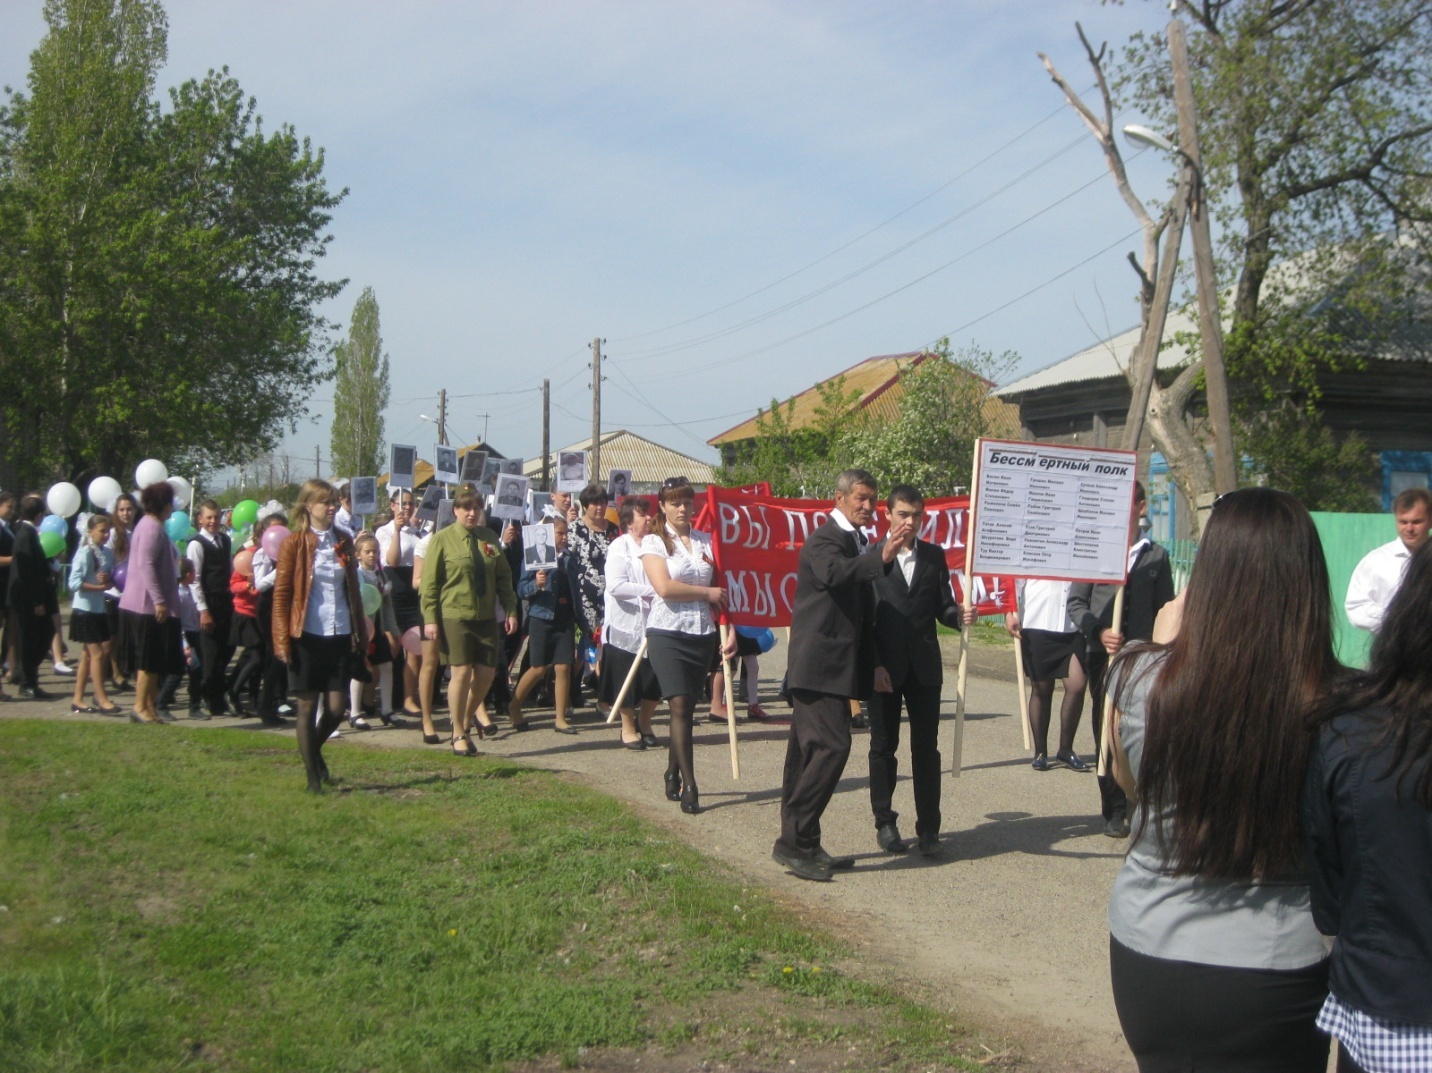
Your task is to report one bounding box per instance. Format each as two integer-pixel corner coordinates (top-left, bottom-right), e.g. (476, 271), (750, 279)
(695, 486), (1016, 628)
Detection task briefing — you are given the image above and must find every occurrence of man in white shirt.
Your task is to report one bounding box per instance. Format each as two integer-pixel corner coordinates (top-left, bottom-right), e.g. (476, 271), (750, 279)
(1345, 487), (1432, 632)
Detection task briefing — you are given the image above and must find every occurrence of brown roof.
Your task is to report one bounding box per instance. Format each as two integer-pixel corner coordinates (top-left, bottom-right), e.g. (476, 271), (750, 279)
(708, 350), (1017, 444)
(378, 441), (505, 489)
(521, 430), (716, 488)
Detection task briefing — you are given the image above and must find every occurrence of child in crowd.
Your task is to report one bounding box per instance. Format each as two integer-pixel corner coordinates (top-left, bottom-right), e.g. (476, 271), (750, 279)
(227, 539), (264, 718)
(157, 559), (203, 716)
(66, 513), (118, 715)
(350, 534), (402, 729)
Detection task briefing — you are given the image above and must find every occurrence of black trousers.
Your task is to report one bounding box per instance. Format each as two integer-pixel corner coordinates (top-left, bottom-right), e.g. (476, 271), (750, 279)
(198, 611), (235, 713)
(774, 689), (852, 859)
(1086, 649), (1128, 820)
(1110, 935), (1329, 1073)
(15, 606), (55, 689)
(868, 672), (942, 836)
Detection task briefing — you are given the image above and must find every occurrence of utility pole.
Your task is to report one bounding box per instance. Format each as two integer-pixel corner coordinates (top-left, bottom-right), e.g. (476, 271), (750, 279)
(437, 388), (449, 447)
(590, 337), (603, 480)
(541, 378), (551, 492)
(315, 445), (322, 480)
(1169, 17), (1238, 496)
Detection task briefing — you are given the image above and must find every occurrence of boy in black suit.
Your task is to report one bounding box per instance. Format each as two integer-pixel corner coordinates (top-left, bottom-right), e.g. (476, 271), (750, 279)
(869, 485), (974, 857)
(9, 495), (58, 699)
(773, 469), (909, 882)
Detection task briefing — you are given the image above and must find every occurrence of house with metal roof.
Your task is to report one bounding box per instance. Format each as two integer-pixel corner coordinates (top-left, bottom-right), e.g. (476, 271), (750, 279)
(521, 430), (717, 493)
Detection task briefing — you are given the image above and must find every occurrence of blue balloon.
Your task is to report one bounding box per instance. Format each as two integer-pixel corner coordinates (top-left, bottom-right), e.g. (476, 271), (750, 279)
(165, 510), (191, 542)
(40, 515), (68, 536)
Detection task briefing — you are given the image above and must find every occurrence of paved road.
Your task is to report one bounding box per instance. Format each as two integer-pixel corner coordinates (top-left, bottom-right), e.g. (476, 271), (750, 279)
(5, 636), (1129, 1071)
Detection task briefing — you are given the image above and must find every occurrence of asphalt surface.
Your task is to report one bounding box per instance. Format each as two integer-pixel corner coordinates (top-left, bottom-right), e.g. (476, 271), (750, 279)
(5, 634), (1132, 1071)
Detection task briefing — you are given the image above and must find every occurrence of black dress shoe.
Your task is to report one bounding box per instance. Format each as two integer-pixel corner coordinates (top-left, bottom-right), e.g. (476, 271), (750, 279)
(552, 724), (578, 736)
(640, 733), (659, 748)
(1055, 749), (1090, 772)
(812, 847), (855, 870)
(850, 712), (868, 729)
(1103, 814), (1131, 838)
(663, 770), (683, 801)
(1031, 753), (1050, 772)
(20, 686), (52, 700)
(422, 733), (441, 745)
(680, 787), (701, 814)
(771, 848), (833, 882)
(621, 738), (647, 750)
(876, 822), (907, 854)
(916, 833), (944, 858)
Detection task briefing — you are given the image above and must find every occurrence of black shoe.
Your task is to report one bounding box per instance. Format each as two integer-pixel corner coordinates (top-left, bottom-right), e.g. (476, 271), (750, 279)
(812, 847), (855, 870)
(422, 733), (441, 745)
(772, 848), (833, 882)
(552, 724), (578, 736)
(680, 787), (701, 814)
(663, 770), (683, 802)
(20, 686), (52, 700)
(917, 833), (944, 858)
(1055, 750), (1090, 772)
(71, 703), (97, 714)
(1103, 814), (1131, 838)
(190, 709), (212, 721)
(850, 712), (868, 729)
(640, 733), (659, 748)
(876, 822), (907, 854)
(1031, 753), (1050, 772)
(621, 738), (647, 751)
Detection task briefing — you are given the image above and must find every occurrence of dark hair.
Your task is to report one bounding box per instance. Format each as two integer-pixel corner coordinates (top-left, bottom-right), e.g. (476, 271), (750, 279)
(886, 484), (924, 512)
(0, 491), (14, 509)
(579, 483), (608, 509)
(1134, 479), (1147, 504)
(656, 478), (695, 554)
(139, 482), (173, 517)
(1113, 487), (1338, 880)
(1315, 540), (1432, 806)
(19, 494), (45, 523)
(452, 483), (482, 511)
(1392, 487), (1432, 516)
(618, 496), (650, 531)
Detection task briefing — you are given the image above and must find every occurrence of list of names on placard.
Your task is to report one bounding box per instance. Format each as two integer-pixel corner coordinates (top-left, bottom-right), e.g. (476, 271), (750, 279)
(970, 440), (1138, 584)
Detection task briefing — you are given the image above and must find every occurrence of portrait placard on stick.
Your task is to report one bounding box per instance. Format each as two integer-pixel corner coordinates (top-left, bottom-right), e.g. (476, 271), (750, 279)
(415, 484), (442, 523)
(497, 457), (523, 476)
(528, 490), (553, 522)
(459, 450), (488, 483)
(556, 450), (588, 493)
(350, 476), (378, 516)
(436, 498), (456, 531)
(491, 473), (530, 522)
(521, 523), (557, 570)
(389, 444), (417, 490)
(433, 444), (459, 485)
(970, 439), (1138, 584)
(607, 469), (632, 500)
(478, 457), (502, 497)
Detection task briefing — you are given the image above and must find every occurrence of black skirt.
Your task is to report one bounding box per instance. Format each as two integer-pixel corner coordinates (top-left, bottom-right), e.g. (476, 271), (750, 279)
(289, 632), (355, 693)
(69, 609), (111, 645)
(527, 615), (574, 667)
(599, 642), (662, 705)
(386, 565), (422, 633)
(117, 610), (185, 677)
(646, 629), (717, 700)
(229, 612), (262, 650)
(1021, 628), (1084, 682)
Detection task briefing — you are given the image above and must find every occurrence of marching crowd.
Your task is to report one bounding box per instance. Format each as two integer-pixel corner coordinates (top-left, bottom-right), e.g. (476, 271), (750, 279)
(2, 469), (1430, 1073)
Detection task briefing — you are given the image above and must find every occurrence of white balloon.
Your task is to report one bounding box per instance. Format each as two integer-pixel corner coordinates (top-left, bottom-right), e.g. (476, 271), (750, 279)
(46, 482), (83, 518)
(167, 475), (193, 507)
(135, 459), (169, 488)
(87, 476), (123, 512)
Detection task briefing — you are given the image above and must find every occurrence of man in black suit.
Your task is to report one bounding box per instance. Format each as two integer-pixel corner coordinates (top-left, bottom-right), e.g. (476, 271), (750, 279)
(0, 491), (15, 694)
(869, 484), (974, 857)
(773, 469), (910, 882)
(8, 495), (58, 699)
(1066, 481), (1174, 838)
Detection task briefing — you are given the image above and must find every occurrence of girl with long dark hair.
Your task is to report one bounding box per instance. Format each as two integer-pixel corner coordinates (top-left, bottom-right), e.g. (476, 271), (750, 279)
(1305, 539), (1432, 1072)
(639, 478), (734, 814)
(1106, 488), (1338, 1071)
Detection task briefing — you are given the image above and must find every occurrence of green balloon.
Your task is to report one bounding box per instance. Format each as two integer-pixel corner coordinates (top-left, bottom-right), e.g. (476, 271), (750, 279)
(39, 531), (65, 558)
(231, 500), (260, 528)
(360, 582), (382, 617)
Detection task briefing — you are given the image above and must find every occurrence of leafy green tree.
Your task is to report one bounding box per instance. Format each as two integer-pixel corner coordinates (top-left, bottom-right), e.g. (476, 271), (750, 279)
(329, 287), (389, 481)
(717, 375), (864, 497)
(0, 0), (345, 492)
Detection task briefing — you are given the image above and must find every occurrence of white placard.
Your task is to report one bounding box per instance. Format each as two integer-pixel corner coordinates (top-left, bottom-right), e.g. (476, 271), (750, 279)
(389, 444), (417, 489)
(491, 473), (530, 522)
(528, 490), (553, 522)
(556, 450), (588, 493)
(607, 469), (632, 500)
(350, 476), (378, 516)
(970, 438), (1138, 584)
(459, 449), (488, 483)
(415, 484), (442, 523)
(433, 444), (459, 484)
(478, 457), (502, 497)
(497, 457), (523, 476)
(521, 523), (557, 569)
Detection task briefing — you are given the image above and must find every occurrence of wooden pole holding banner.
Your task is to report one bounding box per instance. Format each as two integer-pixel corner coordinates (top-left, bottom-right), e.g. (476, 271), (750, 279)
(720, 623), (740, 780)
(606, 637), (648, 723)
(1096, 586), (1127, 778)
(952, 441), (984, 778)
(1012, 634), (1033, 752)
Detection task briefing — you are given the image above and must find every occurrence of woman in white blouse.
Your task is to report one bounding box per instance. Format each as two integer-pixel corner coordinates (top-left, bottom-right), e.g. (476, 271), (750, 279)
(640, 478), (735, 814)
(1004, 579), (1090, 772)
(602, 498), (661, 749)
(377, 492), (426, 727)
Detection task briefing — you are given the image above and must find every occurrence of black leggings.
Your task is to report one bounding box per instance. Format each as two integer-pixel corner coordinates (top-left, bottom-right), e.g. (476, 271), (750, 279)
(1110, 935), (1329, 1072)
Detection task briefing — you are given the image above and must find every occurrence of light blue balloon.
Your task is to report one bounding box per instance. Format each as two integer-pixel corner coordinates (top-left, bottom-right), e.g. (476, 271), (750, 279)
(165, 510), (191, 542)
(40, 514), (68, 536)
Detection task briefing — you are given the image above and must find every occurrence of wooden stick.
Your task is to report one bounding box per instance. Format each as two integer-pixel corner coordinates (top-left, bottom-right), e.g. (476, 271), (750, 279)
(606, 637), (648, 723)
(1096, 586), (1126, 778)
(721, 624), (740, 780)
(953, 440), (984, 778)
(1012, 630), (1032, 752)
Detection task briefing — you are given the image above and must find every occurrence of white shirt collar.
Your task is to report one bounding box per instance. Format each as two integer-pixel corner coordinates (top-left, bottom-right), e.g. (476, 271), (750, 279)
(831, 508), (856, 533)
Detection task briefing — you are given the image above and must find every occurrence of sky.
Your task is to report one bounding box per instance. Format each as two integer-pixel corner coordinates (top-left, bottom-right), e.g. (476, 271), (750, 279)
(0, 0), (1178, 478)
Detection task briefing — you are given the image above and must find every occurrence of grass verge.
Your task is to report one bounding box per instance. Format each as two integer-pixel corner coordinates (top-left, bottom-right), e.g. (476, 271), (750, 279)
(0, 720), (1008, 1072)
